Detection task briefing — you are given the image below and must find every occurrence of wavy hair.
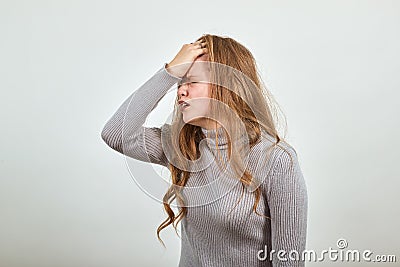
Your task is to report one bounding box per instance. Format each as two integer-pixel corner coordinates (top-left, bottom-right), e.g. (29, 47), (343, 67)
(156, 33), (295, 247)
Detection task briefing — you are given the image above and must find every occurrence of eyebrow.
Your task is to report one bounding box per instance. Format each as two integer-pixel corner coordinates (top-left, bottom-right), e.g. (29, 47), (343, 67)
(178, 74), (204, 86)
(179, 75), (196, 83)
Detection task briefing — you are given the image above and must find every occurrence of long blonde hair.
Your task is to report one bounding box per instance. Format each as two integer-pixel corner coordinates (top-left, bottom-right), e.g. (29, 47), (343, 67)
(157, 33), (294, 247)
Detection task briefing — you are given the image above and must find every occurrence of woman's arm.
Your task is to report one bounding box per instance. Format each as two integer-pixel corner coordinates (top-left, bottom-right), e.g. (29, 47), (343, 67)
(100, 63), (181, 167)
(266, 146), (308, 267)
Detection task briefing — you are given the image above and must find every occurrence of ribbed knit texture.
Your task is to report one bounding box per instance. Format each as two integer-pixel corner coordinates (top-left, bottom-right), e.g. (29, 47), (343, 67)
(101, 63), (308, 267)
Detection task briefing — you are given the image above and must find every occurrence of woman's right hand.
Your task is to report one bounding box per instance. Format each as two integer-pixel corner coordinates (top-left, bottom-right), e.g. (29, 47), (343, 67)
(166, 40), (208, 78)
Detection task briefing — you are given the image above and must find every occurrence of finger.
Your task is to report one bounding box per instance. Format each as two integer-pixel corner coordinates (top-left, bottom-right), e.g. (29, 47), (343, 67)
(196, 42), (206, 49)
(191, 40), (204, 46)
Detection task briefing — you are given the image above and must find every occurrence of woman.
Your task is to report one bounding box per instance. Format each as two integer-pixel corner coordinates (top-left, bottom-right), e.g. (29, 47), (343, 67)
(101, 34), (308, 267)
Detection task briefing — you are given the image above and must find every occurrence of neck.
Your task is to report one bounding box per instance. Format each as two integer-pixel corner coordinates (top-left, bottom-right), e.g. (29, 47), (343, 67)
(196, 119), (222, 131)
(200, 126), (248, 150)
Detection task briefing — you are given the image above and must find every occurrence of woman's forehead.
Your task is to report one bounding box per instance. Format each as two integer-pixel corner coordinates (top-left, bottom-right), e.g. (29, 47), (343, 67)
(186, 60), (210, 77)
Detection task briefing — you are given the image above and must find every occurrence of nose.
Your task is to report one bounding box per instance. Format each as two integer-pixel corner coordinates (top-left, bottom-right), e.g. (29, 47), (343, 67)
(177, 83), (188, 97)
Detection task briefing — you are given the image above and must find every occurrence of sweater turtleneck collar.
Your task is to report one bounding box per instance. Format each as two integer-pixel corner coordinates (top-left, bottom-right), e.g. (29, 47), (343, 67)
(200, 126), (248, 150)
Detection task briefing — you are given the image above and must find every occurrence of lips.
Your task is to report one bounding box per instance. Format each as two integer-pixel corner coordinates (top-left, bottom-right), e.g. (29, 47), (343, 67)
(178, 100), (190, 110)
(180, 103), (190, 111)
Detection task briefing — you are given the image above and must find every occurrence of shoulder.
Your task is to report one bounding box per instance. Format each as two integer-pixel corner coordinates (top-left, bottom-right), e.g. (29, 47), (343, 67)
(247, 132), (301, 189)
(250, 131), (299, 171)
(271, 141), (299, 175)
(252, 134), (307, 199)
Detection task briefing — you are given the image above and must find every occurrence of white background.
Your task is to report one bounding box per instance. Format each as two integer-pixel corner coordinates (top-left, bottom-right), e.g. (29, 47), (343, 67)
(1, 0), (399, 266)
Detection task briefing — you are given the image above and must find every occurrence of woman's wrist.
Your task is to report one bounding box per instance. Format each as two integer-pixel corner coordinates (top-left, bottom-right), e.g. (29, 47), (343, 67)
(164, 62), (182, 79)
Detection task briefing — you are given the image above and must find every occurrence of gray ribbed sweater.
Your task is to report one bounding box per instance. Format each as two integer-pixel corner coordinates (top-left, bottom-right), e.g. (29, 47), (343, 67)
(101, 63), (308, 267)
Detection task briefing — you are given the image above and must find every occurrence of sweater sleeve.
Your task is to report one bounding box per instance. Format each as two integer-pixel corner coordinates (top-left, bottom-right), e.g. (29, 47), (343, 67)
(266, 146), (308, 267)
(100, 63), (181, 167)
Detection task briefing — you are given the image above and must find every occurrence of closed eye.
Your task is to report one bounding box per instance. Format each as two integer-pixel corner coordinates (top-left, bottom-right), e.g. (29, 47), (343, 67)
(178, 81), (199, 88)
